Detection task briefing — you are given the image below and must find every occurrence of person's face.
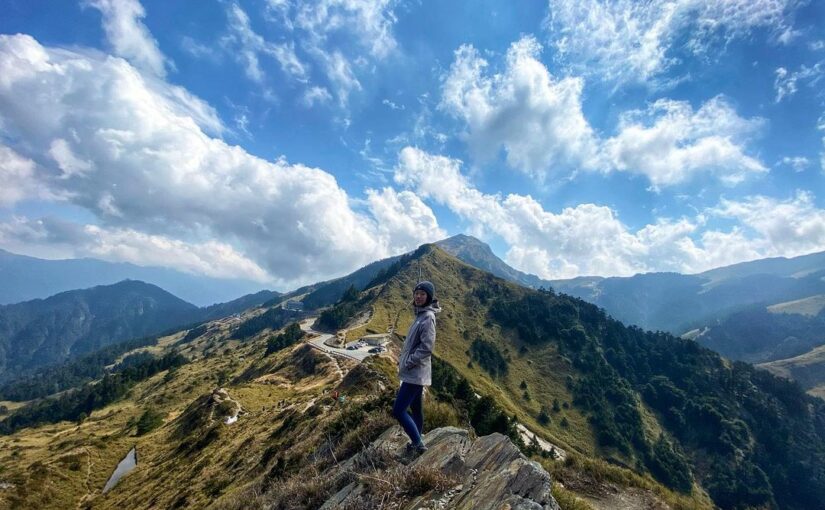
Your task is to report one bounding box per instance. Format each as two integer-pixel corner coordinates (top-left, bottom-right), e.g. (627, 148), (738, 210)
(414, 289), (429, 307)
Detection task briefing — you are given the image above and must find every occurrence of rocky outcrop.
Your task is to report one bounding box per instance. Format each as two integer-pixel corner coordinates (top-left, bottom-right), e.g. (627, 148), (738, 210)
(321, 426), (560, 510)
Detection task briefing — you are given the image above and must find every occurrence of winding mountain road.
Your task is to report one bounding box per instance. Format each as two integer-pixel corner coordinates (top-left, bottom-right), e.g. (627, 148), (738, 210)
(299, 319), (372, 362)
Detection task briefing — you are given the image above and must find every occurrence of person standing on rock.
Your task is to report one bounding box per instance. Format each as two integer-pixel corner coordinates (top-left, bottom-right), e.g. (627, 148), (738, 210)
(393, 280), (441, 454)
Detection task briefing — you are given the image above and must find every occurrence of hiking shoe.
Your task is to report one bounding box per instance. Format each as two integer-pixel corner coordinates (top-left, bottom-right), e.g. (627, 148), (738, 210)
(405, 442), (427, 454)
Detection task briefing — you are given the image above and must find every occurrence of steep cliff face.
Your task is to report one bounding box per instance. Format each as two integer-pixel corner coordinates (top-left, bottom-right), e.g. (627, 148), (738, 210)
(321, 426), (560, 510)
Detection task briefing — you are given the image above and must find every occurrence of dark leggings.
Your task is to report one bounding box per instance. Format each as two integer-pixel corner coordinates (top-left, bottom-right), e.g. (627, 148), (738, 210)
(392, 382), (424, 445)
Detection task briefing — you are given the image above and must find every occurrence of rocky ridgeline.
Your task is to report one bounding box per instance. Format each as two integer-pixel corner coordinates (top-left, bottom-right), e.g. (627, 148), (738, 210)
(321, 426), (561, 510)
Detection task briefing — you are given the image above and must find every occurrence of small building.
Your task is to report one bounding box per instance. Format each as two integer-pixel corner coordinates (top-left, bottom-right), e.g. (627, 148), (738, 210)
(283, 300), (304, 312)
(360, 333), (389, 346)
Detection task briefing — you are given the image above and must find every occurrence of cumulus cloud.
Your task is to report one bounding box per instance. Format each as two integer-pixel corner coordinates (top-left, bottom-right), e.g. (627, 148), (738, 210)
(710, 192), (825, 256)
(85, 0), (169, 77)
(441, 38), (766, 186)
(0, 145), (51, 207)
(602, 97), (767, 187)
(395, 147), (825, 279)
(546, 0), (799, 86)
(0, 34), (442, 287)
(366, 187), (446, 252)
(0, 216), (271, 281)
(440, 37), (600, 178)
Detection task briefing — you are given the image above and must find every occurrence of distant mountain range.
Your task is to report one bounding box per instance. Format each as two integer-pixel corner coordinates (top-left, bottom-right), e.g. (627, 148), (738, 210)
(0, 281), (279, 382)
(0, 249), (270, 307)
(551, 252), (825, 336)
(6, 235), (825, 385)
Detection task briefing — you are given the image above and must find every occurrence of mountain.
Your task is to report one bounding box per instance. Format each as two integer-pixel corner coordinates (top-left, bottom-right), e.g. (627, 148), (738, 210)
(760, 344), (825, 399)
(550, 251), (825, 338)
(435, 234), (553, 289)
(0, 248), (269, 307)
(683, 298), (825, 363)
(0, 282), (281, 384)
(2, 245), (824, 509)
(287, 234), (552, 311)
(0, 280), (201, 381)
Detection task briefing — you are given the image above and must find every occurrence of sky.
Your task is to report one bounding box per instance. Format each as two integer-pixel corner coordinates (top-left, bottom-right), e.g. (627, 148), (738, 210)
(0, 0), (824, 291)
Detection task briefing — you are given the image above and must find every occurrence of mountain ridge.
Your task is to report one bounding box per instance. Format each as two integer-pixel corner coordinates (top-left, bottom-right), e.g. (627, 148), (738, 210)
(0, 248), (270, 307)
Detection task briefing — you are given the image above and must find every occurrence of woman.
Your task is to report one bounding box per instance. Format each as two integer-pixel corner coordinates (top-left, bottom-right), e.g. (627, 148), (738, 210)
(393, 280), (440, 453)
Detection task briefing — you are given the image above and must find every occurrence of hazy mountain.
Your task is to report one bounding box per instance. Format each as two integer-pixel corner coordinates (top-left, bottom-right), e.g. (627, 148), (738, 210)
(0, 280), (201, 381)
(0, 280), (281, 383)
(2, 245), (824, 509)
(0, 249), (269, 307)
(760, 343), (825, 399)
(550, 251), (825, 336)
(683, 299), (825, 363)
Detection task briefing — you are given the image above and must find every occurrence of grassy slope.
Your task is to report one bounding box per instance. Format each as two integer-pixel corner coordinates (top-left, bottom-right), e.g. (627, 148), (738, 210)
(349, 246), (711, 509)
(346, 245), (595, 456)
(767, 294), (825, 317)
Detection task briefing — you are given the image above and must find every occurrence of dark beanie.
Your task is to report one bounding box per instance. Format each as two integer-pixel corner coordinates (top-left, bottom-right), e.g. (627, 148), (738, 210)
(414, 281), (435, 304)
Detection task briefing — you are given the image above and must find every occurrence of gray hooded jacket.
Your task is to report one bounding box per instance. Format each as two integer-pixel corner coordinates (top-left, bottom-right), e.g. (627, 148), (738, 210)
(398, 301), (441, 386)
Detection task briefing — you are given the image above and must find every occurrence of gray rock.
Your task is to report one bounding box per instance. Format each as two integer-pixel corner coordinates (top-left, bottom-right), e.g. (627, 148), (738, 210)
(320, 426), (560, 510)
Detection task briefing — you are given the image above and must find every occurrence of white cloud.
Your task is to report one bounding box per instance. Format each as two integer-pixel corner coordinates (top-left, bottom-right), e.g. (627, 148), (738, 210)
(395, 147), (825, 279)
(180, 36), (219, 61)
(546, 0), (799, 86)
(710, 192), (825, 256)
(0, 145), (49, 207)
(293, 0), (398, 59)
(48, 139), (94, 178)
(312, 48), (362, 106)
(263, 0), (399, 109)
(270, 41), (310, 82)
(779, 156), (810, 172)
(0, 216), (271, 281)
(820, 113), (825, 173)
(440, 37), (600, 179)
(366, 187), (446, 253)
(382, 98), (404, 110)
(441, 38), (766, 186)
(85, 0), (168, 77)
(774, 62), (824, 102)
(223, 3), (309, 83)
(0, 34), (442, 287)
(603, 97), (767, 187)
(302, 86), (333, 107)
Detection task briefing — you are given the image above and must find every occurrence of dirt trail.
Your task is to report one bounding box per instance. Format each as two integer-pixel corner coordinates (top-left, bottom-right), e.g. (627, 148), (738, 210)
(76, 446), (95, 509)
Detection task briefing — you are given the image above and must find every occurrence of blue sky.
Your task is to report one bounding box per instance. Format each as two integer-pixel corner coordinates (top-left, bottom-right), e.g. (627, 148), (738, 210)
(0, 0), (824, 290)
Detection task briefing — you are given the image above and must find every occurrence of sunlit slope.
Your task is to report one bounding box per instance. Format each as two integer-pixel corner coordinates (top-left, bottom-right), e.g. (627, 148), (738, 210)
(352, 245), (825, 509)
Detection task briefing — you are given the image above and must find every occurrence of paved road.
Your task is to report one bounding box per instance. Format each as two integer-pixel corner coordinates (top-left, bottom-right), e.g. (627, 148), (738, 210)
(299, 319), (372, 362)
